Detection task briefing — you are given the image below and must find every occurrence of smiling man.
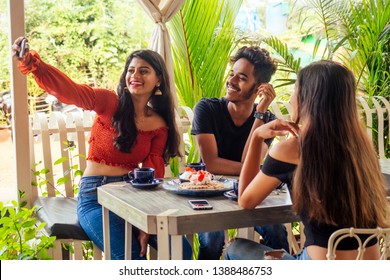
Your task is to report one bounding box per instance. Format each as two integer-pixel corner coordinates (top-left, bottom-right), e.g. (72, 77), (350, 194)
(191, 46), (289, 260)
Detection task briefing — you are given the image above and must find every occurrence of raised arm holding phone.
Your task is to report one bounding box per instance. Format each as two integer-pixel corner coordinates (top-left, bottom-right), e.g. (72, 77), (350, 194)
(12, 37), (192, 260)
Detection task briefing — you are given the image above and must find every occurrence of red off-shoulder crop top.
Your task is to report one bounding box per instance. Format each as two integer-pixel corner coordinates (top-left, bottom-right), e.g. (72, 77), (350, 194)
(19, 51), (168, 178)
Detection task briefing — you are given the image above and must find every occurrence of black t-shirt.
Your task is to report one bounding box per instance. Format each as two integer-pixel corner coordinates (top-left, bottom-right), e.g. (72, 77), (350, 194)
(191, 98), (275, 162)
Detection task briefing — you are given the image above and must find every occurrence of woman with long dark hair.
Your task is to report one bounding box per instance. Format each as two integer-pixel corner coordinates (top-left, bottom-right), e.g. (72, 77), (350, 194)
(225, 60), (388, 260)
(13, 37), (192, 260)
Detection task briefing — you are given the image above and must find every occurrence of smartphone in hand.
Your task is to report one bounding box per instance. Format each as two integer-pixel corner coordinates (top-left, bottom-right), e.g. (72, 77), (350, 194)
(19, 38), (27, 58)
(188, 200), (213, 210)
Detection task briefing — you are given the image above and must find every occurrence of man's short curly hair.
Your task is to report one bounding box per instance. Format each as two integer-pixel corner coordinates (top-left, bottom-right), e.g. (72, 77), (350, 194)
(230, 46), (277, 84)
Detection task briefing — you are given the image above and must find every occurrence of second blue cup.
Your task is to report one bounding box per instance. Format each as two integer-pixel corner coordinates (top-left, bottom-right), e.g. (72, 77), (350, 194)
(186, 162), (206, 171)
(233, 180), (239, 196)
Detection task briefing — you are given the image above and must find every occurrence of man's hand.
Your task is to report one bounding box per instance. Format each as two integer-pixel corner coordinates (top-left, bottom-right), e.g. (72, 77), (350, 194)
(255, 83), (276, 113)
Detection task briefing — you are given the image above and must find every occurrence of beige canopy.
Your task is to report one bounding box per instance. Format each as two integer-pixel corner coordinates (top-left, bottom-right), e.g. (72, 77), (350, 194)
(137, 0), (185, 108)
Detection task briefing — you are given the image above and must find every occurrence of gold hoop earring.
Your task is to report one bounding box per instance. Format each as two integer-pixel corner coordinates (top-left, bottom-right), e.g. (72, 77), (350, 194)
(155, 85), (162, 95)
(124, 86), (130, 93)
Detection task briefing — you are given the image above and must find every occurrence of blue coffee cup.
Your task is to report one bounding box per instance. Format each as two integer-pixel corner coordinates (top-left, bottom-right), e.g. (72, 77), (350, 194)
(129, 167), (155, 183)
(186, 162), (206, 171)
(233, 180), (239, 196)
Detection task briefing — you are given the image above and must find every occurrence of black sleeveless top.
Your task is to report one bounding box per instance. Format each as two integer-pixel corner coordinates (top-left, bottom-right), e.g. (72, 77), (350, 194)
(262, 155), (377, 250)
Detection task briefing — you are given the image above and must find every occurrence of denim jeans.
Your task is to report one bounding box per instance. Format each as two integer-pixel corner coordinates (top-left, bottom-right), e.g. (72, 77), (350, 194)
(224, 238), (311, 260)
(197, 224), (289, 260)
(77, 175), (192, 260)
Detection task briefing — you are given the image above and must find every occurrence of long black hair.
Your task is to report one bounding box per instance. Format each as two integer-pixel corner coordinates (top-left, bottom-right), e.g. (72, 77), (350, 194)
(112, 49), (181, 163)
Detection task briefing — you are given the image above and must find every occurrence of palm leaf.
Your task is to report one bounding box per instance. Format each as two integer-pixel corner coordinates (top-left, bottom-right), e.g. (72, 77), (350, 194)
(169, 0), (243, 109)
(262, 36), (301, 88)
(337, 0), (390, 98)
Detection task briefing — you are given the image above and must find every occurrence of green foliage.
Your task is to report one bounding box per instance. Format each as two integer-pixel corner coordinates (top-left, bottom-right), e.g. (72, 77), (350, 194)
(169, 0), (243, 109)
(168, 0), (243, 166)
(32, 140), (84, 196)
(0, 0), (9, 92)
(338, 0), (390, 99)
(185, 131), (200, 164)
(262, 36), (301, 88)
(237, 0), (389, 158)
(280, 0), (389, 100)
(0, 0), (153, 94)
(0, 192), (56, 260)
(297, 0), (348, 59)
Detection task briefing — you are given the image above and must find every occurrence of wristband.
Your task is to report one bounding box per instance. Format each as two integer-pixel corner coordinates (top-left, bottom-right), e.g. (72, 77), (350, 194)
(254, 111), (270, 123)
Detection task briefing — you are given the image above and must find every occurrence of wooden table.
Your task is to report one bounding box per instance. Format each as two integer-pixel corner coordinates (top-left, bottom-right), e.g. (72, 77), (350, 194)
(97, 180), (298, 260)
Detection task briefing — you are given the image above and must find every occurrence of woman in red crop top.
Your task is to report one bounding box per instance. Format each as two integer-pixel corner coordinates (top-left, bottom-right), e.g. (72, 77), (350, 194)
(224, 60), (388, 260)
(13, 37), (192, 260)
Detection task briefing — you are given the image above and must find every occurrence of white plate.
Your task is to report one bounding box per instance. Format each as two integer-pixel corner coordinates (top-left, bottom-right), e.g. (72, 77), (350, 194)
(162, 178), (234, 197)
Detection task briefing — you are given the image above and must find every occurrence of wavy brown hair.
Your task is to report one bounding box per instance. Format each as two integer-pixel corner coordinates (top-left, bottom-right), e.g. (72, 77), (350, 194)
(292, 60), (388, 228)
(113, 49), (181, 163)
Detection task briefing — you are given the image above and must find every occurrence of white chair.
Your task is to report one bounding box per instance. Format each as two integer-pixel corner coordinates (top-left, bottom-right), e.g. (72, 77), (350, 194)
(29, 110), (103, 260)
(327, 227), (390, 260)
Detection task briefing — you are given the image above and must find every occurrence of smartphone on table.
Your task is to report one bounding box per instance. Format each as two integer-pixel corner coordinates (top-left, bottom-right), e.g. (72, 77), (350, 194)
(188, 200), (213, 210)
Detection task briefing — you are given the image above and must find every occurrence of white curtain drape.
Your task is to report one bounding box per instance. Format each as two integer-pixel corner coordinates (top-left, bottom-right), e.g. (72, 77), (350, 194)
(136, 0), (185, 108)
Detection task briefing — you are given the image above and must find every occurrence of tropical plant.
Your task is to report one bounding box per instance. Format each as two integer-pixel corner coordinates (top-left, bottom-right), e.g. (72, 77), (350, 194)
(337, 0), (390, 99)
(169, 0), (243, 165)
(238, 0), (389, 156)
(0, 0), (9, 92)
(0, 0), (153, 97)
(286, 0), (389, 98)
(169, 0), (243, 109)
(0, 192), (56, 260)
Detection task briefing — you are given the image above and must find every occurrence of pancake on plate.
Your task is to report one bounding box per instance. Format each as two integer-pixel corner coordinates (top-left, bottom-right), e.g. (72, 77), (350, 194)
(179, 169), (224, 190)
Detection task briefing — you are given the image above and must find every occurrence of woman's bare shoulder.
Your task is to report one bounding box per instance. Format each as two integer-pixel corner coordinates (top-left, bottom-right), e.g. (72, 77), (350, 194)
(269, 137), (300, 164)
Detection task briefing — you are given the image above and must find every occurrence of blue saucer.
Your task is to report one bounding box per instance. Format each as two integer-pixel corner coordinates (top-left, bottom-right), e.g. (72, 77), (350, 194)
(126, 178), (163, 190)
(224, 190), (238, 201)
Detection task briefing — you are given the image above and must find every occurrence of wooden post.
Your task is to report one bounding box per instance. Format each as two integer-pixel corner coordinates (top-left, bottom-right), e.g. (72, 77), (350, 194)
(8, 0), (32, 206)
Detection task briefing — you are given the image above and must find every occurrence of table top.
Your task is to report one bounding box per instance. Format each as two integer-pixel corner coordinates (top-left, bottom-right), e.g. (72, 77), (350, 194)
(97, 180), (298, 236)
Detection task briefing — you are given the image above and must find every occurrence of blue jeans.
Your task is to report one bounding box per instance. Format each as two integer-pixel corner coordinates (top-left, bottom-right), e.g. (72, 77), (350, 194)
(224, 238), (311, 260)
(197, 224), (289, 260)
(77, 175), (192, 260)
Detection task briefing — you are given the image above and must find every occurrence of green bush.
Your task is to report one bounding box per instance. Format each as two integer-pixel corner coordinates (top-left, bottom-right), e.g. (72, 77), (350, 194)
(0, 192), (56, 260)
